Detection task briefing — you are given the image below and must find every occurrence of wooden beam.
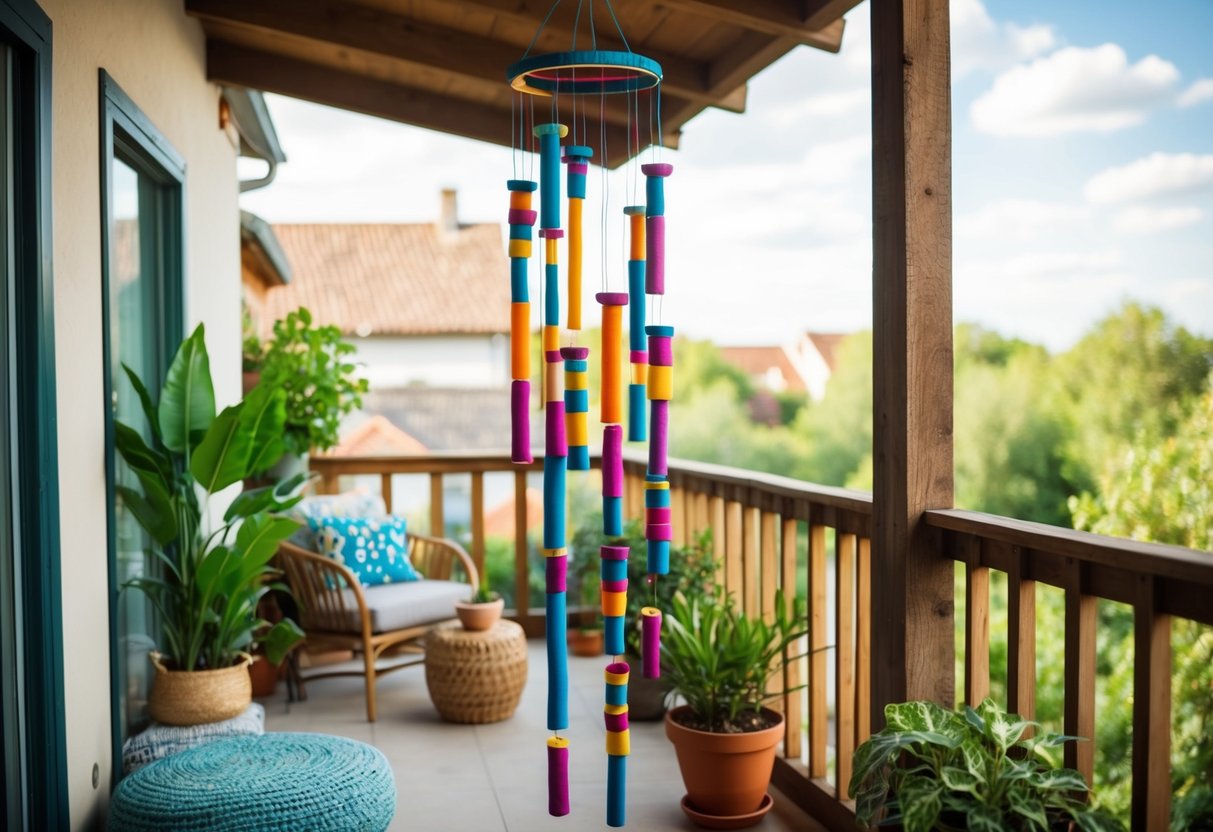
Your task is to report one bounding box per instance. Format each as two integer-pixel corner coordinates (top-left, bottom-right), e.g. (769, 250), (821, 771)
(869, 0), (955, 728)
(655, 0), (847, 51)
(803, 0), (867, 31)
(668, 31), (796, 127)
(205, 42), (676, 165)
(1131, 576), (1171, 831)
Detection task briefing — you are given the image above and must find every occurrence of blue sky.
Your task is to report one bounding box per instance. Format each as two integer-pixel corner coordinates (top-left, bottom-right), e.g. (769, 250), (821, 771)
(241, 0), (1213, 351)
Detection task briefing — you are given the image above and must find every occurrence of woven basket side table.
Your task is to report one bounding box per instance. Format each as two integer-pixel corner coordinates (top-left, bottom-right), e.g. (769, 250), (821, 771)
(425, 619), (528, 723)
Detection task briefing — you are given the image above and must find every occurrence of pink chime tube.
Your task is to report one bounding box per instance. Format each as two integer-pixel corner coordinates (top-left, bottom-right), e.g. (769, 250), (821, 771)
(511, 381), (530, 464)
(641, 607), (662, 679)
(547, 736), (570, 816)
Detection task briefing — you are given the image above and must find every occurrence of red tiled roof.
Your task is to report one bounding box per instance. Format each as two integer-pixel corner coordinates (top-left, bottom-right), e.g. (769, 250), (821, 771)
(331, 415), (428, 456)
(718, 345), (807, 392)
(805, 332), (848, 372)
(264, 223), (509, 336)
(484, 488), (544, 538)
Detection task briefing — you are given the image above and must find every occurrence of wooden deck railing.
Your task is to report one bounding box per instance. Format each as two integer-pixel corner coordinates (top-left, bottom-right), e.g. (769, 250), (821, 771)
(309, 452), (1213, 832)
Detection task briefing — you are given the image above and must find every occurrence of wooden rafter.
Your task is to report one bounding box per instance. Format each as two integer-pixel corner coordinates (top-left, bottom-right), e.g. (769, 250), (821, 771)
(654, 0), (848, 50)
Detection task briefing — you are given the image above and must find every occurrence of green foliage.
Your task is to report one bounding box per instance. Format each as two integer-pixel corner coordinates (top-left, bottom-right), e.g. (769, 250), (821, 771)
(850, 699), (1124, 832)
(115, 324), (308, 671)
(662, 588), (807, 732)
(259, 307), (369, 455)
(791, 332), (872, 486)
(241, 301), (263, 373)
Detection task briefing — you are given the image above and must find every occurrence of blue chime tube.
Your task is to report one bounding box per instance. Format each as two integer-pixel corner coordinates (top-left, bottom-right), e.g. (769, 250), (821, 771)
(535, 123), (567, 230)
(625, 205), (648, 442)
(641, 163), (673, 295)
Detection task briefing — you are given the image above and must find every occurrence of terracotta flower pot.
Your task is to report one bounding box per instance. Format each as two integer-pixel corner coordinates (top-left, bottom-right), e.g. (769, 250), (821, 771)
(455, 598), (504, 631)
(248, 654), (282, 698)
(148, 652), (253, 726)
(665, 705), (784, 820)
(568, 628), (604, 657)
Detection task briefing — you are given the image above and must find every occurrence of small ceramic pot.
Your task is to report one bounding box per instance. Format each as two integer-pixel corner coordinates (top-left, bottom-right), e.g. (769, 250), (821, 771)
(455, 598), (504, 631)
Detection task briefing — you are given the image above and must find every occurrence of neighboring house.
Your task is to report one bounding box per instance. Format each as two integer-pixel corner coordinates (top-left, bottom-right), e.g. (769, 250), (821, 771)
(720, 331), (849, 402)
(263, 190), (510, 392)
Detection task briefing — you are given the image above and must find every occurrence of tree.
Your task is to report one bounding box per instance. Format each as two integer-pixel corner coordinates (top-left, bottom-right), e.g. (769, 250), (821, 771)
(792, 332), (872, 486)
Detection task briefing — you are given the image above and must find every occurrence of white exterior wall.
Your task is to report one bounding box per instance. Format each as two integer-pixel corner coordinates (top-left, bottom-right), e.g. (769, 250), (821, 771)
(352, 333), (509, 389)
(40, 0), (241, 825)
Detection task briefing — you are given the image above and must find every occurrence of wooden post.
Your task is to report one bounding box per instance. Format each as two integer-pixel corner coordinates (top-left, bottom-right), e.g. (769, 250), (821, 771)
(870, 0), (956, 725)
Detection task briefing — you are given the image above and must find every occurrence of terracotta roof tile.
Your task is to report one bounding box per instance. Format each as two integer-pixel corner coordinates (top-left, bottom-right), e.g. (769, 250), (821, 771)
(805, 332), (848, 372)
(264, 223), (510, 336)
(718, 345), (807, 392)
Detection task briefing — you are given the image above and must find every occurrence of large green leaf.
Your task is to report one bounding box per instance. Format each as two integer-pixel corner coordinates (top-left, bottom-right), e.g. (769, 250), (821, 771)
(897, 774), (943, 832)
(223, 472), (311, 522)
(115, 485), (176, 547)
(259, 618), (304, 665)
(122, 363), (164, 450)
(240, 383), (288, 477)
(113, 421), (171, 484)
(159, 324), (215, 453)
(190, 404), (253, 494)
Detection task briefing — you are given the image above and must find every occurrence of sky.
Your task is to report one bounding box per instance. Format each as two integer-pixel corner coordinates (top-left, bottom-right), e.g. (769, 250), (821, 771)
(239, 0), (1213, 352)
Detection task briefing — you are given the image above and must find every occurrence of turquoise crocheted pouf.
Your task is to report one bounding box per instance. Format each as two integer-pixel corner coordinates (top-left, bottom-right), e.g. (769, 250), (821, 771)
(108, 733), (396, 831)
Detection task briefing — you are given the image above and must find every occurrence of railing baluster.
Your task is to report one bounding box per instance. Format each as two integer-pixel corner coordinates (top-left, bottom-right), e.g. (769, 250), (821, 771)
(856, 536), (871, 747)
(963, 536), (990, 706)
(429, 472), (444, 537)
(514, 470), (530, 627)
(625, 469), (642, 521)
(710, 496), (726, 588)
(320, 473), (337, 495)
(725, 501), (743, 601)
(809, 524), (828, 779)
(835, 531), (856, 799)
(1006, 546), (1036, 720)
(693, 491), (709, 542)
(1063, 558), (1095, 784)
(470, 471), (485, 582)
(781, 516), (803, 759)
(1131, 576), (1171, 831)
(743, 506), (760, 615)
(760, 511), (778, 624)
(380, 473), (393, 513)
(672, 486), (687, 547)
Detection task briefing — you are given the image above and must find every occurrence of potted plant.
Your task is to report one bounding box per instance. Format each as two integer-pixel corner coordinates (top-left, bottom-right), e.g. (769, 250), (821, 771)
(455, 580), (504, 631)
(568, 543), (604, 657)
(663, 588), (808, 828)
(850, 698), (1125, 832)
(241, 301), (263, 395)
(247, 591), (300, 697)
(115, 324), (308, 725)
(257, 306), (368, 478)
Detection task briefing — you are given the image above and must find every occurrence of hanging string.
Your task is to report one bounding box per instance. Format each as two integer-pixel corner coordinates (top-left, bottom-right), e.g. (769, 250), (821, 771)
(523, 0), (568, 60)
(600, 88), (609, 292)
(589, 0), (598, 50)
(601, 0), (630, 52)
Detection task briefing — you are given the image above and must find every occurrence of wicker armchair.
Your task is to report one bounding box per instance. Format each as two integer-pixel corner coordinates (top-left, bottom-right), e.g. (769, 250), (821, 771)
(276, 533), (478, 722)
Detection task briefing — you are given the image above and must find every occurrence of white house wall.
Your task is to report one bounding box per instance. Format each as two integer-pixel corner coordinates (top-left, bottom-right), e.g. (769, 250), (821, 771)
(352, 333), (510, 389)
(41, 0), (241, 826)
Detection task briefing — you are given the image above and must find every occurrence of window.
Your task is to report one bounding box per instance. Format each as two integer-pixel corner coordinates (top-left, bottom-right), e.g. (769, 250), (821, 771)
(100, 71), (184, 771)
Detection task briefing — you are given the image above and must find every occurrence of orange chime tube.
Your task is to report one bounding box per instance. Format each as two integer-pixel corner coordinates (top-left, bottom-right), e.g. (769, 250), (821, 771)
(597, 292), (628, 425)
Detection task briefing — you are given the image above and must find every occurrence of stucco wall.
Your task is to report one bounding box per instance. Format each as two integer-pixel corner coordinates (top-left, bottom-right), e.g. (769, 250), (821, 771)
(39, 0), (241, 826)
(353, 333), (510, 389)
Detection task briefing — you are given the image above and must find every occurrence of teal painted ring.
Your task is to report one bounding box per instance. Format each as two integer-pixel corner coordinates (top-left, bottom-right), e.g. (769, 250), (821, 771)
(508, 50), (662, 96)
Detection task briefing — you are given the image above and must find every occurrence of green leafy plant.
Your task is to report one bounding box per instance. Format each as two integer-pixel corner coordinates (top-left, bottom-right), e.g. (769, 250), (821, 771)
(850, 698), (1125, 832)
(663, 588), (808, 733)
(241, 302), (263, 373)
(258, 307), (369, 455)
(115, 324), (309, 670)
(471, 578), (501, 605)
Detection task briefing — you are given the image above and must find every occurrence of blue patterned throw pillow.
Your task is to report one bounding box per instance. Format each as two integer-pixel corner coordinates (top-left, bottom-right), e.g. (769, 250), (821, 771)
(310, 515), (422, 587)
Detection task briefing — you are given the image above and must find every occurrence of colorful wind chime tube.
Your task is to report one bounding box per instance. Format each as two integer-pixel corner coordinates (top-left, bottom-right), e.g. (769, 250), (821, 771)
(641, 608), (662, 678)
(625, 205), (648, 442)
(602, 424), (624, 537)
(643, 478), (672, 578)
(646, 325), (674, 478)
(564, 145), (592, 332)
(603, 663), (631, 827)
(641, 163), (673, 295)
(562, 347), (590, 470)
(507, 179), (538, 465)
(536, 122), (571, 818)
(597, 292), (628, 426)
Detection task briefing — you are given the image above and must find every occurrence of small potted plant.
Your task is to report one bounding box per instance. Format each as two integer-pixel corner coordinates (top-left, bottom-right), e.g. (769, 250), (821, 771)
(258, 306), (369, 478)
(455, 580), (504, 631)
(248, 592), (303, 698)
(663, 588), (808, 828)
(115, 324), (309, 725)
(241, 301), (263, 395)
(850, 698), (1125, 831)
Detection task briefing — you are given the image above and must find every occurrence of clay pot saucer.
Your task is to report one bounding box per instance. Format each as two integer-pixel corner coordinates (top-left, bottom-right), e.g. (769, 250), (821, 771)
(680, 793), (773, 830)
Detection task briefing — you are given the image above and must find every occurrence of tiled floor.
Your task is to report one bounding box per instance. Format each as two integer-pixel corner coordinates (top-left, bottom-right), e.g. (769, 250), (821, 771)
(262, 641), (822, 832)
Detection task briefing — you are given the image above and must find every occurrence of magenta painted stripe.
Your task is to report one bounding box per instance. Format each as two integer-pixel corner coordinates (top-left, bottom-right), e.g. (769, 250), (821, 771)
(546, 556), (568, 593)
(648, 336), (673, 366)
(646, 523), (672, 541)
(545, 350), (563, 363)
(646, 507), (672, 524)
(595, 291), (629, 306)
(548, 744), (570, 817)
(602, 424), (624, 497)
(600, 544), (629, 561)
(601, 579), (628, 593)
(630, 350), (648, 364)
(508, 208), (537, 226)
(606, 661), (630, 676)
(539, 227), (564, 239)
(641, 162), (674, 177)
(649, 400), (669, 476)
(642, 612), (662, 679)
(645, 216), (665, 295)
(560, 346), (590, 360)
(511, 381), (532, 464)
(604, 711), (630, 733)
(564, 162), (589, 175)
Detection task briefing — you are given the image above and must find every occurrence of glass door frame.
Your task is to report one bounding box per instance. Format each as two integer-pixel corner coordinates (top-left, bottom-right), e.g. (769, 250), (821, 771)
(98, 69), (185, 782)
(0, 0), (65, 826)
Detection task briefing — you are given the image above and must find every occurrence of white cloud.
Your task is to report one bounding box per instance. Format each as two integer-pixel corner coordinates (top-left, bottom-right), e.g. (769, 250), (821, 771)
(1084, 152), (1213, 204)
(991, 249), (1123, 280)
(1112, 206), (1204, 233)
(769, 89), (867, 124)
(1178, 78), (1213, 108)
(957, 199), (1088, 239)
(971, 44), (1180, 136)
(950, 0), (1056, 76)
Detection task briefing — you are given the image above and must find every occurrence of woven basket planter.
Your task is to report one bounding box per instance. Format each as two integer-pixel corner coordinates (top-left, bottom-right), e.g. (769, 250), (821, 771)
(148, 652), (254, 726)
(425, 621), (527, 723)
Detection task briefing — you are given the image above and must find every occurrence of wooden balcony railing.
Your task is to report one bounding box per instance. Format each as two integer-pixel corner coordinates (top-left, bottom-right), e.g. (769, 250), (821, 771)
(309, 452), (1213, 832)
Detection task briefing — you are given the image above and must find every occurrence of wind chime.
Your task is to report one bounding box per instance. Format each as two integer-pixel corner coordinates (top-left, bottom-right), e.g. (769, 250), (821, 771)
(505, 2), (674, 826)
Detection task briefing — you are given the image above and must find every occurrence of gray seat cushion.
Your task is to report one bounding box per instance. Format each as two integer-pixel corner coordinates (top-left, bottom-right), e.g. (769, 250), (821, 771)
(342, 580), (471, 633)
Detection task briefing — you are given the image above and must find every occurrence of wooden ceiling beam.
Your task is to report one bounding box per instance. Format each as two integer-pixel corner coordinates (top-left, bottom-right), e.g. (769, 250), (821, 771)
(205, 41), (677, 166)
(802, 0), (867, 32)
(653, 0), (846, 51)
(666, 31), (797, 132)
(187, 0), (742, 114)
